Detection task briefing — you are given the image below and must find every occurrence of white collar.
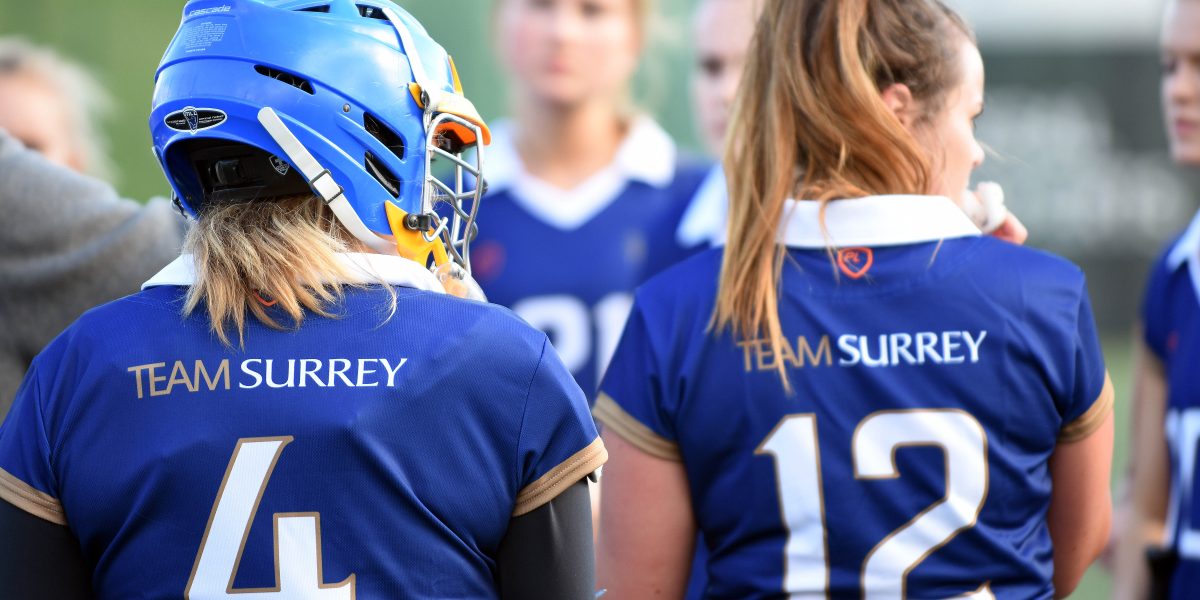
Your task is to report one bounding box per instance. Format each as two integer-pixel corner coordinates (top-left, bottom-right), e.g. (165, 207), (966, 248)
(1165, 210), (1200, 307)
(484, 116), (677, 230)
(142, 253), (447, 294)
(780, 195), (982, 248)
(676, 165), (728, 248)
(1167, 210), (1200, 271)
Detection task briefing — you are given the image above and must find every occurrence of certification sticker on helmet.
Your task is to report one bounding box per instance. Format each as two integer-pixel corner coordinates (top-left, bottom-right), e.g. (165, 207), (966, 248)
(268, 155), (290, 176)
(165, 107), (227, 134)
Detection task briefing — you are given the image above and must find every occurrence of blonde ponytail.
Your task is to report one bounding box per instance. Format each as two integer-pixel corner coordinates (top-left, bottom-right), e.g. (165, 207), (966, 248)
(184, 195), (391, 347)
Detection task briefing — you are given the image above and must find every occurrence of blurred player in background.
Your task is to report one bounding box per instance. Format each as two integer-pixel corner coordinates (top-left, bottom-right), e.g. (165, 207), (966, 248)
(0, 37), (115, 178)
(1115, 1), (1200, 598)
(0, 38), (185, 417)
(673, 0), (762, 252)
(676, 0), (1026, 258)
(473, 0), (710, 400)
(596, 0), (1112, 597)
(0, 2), (602, 598)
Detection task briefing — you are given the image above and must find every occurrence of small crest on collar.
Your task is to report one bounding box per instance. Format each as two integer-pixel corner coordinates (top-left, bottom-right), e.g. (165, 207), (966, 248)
(837, 247), (873, 279)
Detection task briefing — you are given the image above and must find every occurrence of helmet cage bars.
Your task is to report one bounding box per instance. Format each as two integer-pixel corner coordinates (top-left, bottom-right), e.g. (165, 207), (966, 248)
(422, 110), (485, 272)
(381, 4), (485, 273)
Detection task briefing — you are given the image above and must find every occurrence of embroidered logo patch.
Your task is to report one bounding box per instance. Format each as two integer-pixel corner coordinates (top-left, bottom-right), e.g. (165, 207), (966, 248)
(837, 247), (873, 279)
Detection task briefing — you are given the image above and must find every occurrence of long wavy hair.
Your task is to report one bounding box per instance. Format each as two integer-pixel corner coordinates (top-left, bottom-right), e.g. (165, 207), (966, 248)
(714, 0), (974, 389)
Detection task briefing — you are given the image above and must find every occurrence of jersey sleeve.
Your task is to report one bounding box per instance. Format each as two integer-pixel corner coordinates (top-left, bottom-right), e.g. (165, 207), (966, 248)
(1057, 280), (1114, 443)
(0, 362), (66, 525)
(512, 339), (607, 517)
(593, 298), (681, 461)
(1141, 246), (1176, 362)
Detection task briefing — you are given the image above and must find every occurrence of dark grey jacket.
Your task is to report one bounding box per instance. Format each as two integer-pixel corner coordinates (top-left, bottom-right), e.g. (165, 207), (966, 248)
(0, 131), (186, 418)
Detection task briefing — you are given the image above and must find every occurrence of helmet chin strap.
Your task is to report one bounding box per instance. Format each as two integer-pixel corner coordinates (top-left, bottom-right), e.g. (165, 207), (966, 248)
(257, 107), (396, 255)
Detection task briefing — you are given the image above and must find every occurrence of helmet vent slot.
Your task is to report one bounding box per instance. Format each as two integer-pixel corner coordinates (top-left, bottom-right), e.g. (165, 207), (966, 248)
(364, 152), (401, 198)
(357, 5), (389, 20)
(364, 113), (405, 161)
(253, 65), (315, 95)
(295, 5), (330, 12)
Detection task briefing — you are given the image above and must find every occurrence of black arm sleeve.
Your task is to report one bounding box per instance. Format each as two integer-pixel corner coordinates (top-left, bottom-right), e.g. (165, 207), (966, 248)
(0, 500), (93, 599)
(496, 477), (595, 600)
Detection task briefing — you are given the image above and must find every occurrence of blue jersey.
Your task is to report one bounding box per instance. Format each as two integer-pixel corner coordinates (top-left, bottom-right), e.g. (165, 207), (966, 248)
(1143, 212), (1200, 599)
(469, 118), (710, 399)
(598, 195), (1111, 599)
(0, 253), (605, 599)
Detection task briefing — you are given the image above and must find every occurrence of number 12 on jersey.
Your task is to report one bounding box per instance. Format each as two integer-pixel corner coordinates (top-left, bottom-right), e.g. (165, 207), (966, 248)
(757, 409), (993, 600)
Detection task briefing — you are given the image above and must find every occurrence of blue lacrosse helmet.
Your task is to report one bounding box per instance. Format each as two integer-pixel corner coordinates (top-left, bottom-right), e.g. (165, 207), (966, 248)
(151, 0), (490, 267)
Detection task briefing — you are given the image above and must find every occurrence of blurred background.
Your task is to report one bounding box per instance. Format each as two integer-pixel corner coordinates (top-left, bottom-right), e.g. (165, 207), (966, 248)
(0, 0), (1189, 596)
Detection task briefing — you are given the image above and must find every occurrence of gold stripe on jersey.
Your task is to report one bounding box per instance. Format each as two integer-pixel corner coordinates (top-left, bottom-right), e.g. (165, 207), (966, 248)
(1060, 372), (1115, 443)
(0, 467), (66, 526)
(593, 393), (681, 462)
(513, 437), (608, 517)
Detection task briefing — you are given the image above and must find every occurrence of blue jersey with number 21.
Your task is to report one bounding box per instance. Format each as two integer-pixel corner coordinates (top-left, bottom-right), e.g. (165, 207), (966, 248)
(0, 253), (605, 599)
(1143, 211), (1200, 600)
(597, 195), (1112, 599)
(469, 119), (709, 400)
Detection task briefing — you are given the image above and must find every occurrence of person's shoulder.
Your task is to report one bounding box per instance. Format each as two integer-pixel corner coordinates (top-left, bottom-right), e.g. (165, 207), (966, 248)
(28, 286), (186, 382)
(387, 288), (552, 356)
(635, 247), (724, 317)
(414, 294), (563, 396)
(962, 238), (1090, 312)
(979, 237), (1083, 275)
(71, 286), (185, 337)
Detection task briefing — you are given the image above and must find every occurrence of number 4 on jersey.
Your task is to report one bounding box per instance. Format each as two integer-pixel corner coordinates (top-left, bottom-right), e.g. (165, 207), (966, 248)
(186, 437), (354, 599)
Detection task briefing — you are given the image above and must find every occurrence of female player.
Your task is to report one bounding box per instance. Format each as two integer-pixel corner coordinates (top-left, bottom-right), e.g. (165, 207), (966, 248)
(0, 1), (604, 598)
(595, 0), (1113, 597)
(677, 0), (1025, 255)
(1115, 1), (1200, 597)
(474, 0), (710, 399)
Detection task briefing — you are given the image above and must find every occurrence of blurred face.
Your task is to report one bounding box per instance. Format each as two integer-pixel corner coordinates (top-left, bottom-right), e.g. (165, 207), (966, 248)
(0, 74), (81, 172)
(913, 38), (985, 204)
(495, 0), (642, 108)
(1162, 0), (1200, 166)
(692, 0), (759, 155)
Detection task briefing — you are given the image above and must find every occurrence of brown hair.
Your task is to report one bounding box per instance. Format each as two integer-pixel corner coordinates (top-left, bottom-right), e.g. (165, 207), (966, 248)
(184, 196), (393, 346)
(713, 0), (973, 389)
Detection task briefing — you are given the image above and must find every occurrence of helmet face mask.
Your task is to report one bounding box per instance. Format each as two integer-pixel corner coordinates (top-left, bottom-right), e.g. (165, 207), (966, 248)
(151, 0), (491, 280)
(423, 111), (485, 273)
